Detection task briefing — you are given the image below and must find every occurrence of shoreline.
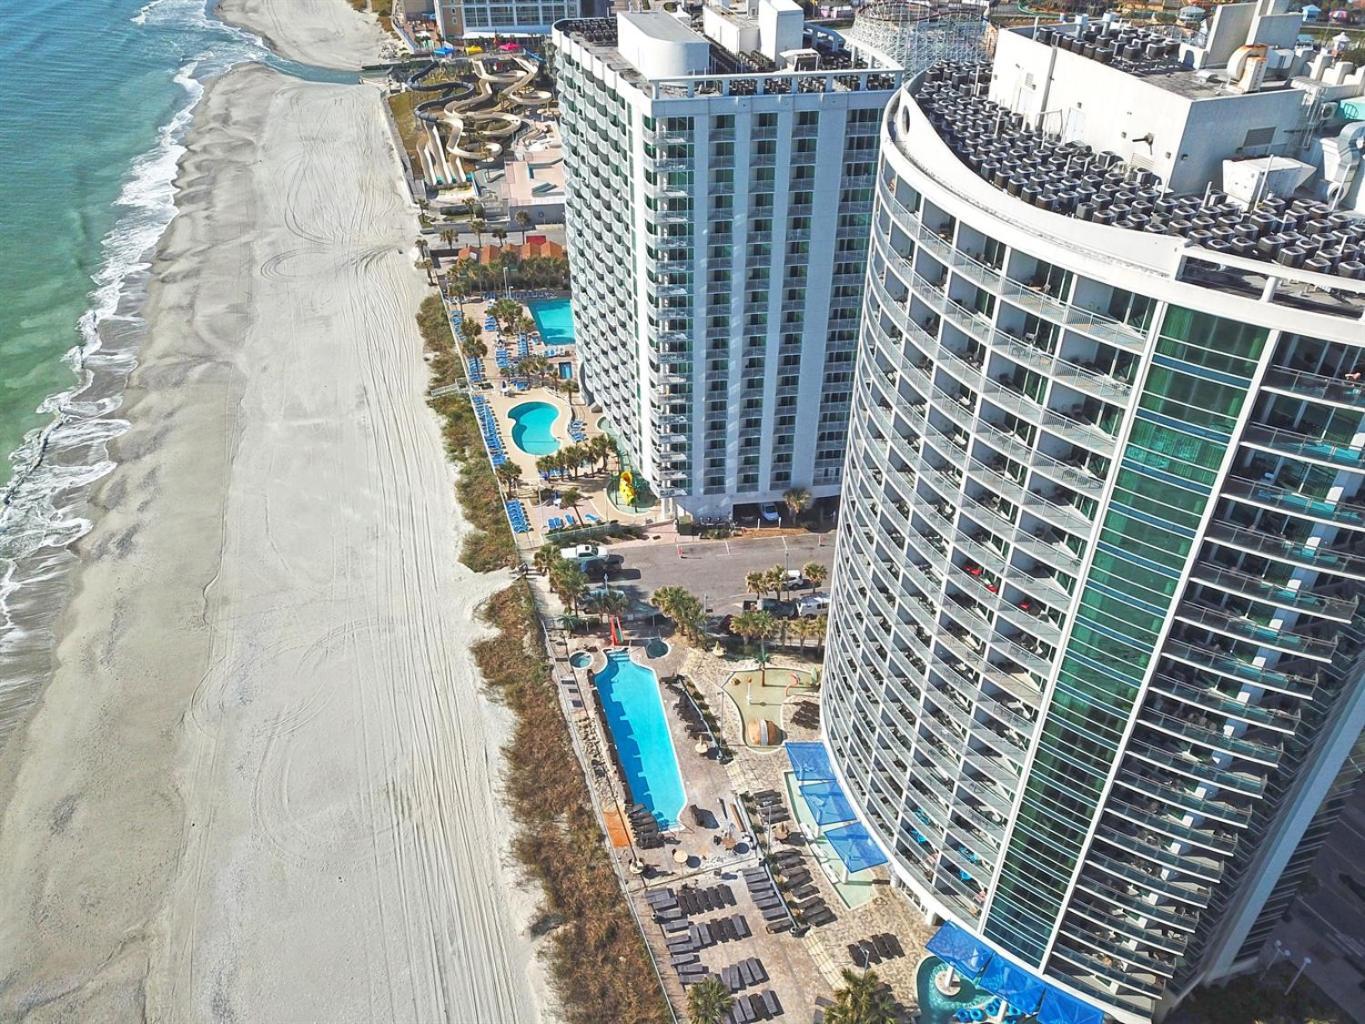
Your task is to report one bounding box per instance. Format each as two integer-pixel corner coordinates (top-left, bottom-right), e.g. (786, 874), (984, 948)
(0, 61), (549, 1022)
(215, 0), (386, 69)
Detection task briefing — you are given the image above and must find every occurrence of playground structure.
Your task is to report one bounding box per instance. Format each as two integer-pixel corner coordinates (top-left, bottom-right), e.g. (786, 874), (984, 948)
(397, 49), (555, 195)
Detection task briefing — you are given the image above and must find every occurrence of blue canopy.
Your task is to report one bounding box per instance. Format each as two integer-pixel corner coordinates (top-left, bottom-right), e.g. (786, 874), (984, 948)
(980, 956), (1047, 1013)
(1038, 990), (1105, 1024)
(434, 45), (455, 55)
(824, 822), (889, 873)
(926, 922), (995, 980)
(785, 741), (835, 781)
(800, 780), (855, 826)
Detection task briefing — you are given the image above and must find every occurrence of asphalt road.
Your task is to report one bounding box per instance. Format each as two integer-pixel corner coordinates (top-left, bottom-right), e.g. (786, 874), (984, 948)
(604, 531), (838, 618)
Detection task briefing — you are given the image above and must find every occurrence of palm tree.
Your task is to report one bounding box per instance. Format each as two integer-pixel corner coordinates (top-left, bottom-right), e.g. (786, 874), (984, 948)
(729, 609), (776, 652)
(823, 968), (898, 1024)
(589, 434), (613, 473)
(490, 297), (522, 333)
(549, 561), (588, 612)
(440, 228), (456, 251)
(585, 587), (629, 634)
(495, 461), (523, 494)
(686, 975), (733, 1024)
(471, 216), (487, 249)
(533, 542), (562, 576)
(559, 485), (583, 523)
(516, 312), (537, 339)
(803, 561), (828, 592)
(514, 209), (533, 243)
(808, 613), (829, 652)
(783, 485), (812, 521)
(744, 570), (769, 603)
(763, 565), (789, 600)
(754, 646), (772, 688)
(652, 585), (704, 642)
(492, 226), (509, 248)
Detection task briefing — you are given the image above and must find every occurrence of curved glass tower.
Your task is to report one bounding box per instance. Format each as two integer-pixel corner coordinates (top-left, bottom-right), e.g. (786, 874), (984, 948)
(823, 12), (1365, 1023)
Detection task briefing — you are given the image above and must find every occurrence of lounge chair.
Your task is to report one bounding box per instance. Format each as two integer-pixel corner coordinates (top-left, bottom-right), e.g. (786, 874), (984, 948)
(760, 990), (781, 1017)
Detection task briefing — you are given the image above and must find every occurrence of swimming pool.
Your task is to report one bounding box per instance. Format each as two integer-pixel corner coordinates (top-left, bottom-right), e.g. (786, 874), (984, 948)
(528, 298), (574, 347)
(508, 400), (560, 456)
(593, 651), (686, 827)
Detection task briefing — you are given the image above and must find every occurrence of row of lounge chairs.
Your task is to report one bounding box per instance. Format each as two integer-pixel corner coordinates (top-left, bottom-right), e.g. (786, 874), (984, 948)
(749, 789), (791, 827)
(504, 500), (530, 534)
(720, 956), (768, 992)
(769, 848), (834, 928)
(847, 933), (905, 967)
(627, 803), (665, 850)
(466, 356), (485, 384)
(673, 696), (711, 745)
(741, 866), (792, 933)
(789, 701), (820, 730)
(568, 417), (588, 443)
(470, 395), (509, 468)
(723, 989), (783, 1023)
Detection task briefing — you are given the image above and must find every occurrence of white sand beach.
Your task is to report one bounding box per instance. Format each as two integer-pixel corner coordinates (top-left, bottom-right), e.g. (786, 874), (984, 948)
(0, 66), (545, 1023)
(218, 0), (385, 69)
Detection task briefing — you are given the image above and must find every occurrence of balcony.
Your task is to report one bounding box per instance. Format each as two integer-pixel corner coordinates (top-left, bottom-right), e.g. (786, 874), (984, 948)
(1012, 529), (1084, 574)
(1138, 709), (1282, 767)
(1203, 521), (1365, 580)
(1222, 476), (1365, 530)
(1088, 850), (1212, 908)
(1173, 601), (1337, 661)
(1049, 944), (1166, 1000)
(1062, 304), (1151, 354)
(1262, 365), (1365, 410)
(1104, 798), (1239, 858)
(1187, 562), (1357, 622)
(1073, 869), (1201, 932)
(1041, 409), (1118, 455)
(1163, 639), (1318, 699)
(1147, 672), (1300, 735)
(1066, 898), (1190, 957)
(1124, 737), (1267, 797)
(1112, 774), (1252, 828)
(1242, 424), (1365, 471)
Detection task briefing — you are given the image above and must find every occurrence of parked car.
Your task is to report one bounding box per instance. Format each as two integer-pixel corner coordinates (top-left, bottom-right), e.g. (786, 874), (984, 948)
(758, 597), (799, 618)
(759, 502), (781, 523)
(797, 593), (830, 617)
(580, 555), (623, 579)
(784, 569), (809, 590)
(560, 543), (602, 561)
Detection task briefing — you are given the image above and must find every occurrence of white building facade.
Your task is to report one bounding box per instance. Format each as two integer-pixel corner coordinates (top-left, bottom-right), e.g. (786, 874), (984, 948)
(436, 0), (585, 39)
(822, 4), (1365, 1021)
(551, 5), (904, 517)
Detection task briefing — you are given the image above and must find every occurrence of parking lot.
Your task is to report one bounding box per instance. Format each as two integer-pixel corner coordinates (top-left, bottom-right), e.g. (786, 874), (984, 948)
(601, 531), (838, 619)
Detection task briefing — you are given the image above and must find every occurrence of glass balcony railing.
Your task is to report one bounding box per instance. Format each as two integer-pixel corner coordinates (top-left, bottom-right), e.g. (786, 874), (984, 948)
(1187, 562), (1357, 621)
(1223, 476), (1365, 530)
(1242, 424), (1365, 470)
(1173, 601), (1337, 660)
(1066, 898), (1190, 957)
(1138, 709), (1282, 766)
(1203, 521), (1365, 579)
(1088, 850), (1212, 908)
(1113, 773), (1252, 828)
(1162, 638), (1318, 698)
(1124, 737), (1268, 797)
(1262, 365), (1365, 409)
(1147, 673), (1300, 734)
(1104, 799), (1239, 858)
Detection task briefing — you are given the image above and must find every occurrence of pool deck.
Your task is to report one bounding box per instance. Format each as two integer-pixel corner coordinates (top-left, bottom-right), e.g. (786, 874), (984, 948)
(722, 668), (817, 750)
(450, 294), (657, 547)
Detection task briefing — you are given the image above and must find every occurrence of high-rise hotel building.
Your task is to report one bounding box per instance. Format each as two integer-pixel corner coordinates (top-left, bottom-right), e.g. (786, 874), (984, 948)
(822, 1), (1365, 1020)
(551, 2), (905, 517)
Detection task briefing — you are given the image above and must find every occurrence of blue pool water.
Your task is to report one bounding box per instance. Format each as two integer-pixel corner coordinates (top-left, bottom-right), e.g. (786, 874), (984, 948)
(508, 400), (560, 456)
(528, 298), (575, 347)
(594, 652), (686, 827)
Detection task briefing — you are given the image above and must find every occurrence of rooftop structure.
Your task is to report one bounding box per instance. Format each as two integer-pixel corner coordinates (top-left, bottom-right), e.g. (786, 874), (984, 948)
(821, 4), (1365, 1023)
(552, 2), (915, 516)
(848, 0), (990, 72)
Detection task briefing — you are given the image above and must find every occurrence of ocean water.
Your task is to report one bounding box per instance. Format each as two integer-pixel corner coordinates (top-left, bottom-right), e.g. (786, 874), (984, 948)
(0, 0), (351, 736)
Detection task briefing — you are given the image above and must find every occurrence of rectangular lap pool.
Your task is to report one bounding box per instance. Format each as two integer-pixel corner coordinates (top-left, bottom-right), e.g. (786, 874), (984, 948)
(593, 651), (686, 827)
(527, 297), (574, 347)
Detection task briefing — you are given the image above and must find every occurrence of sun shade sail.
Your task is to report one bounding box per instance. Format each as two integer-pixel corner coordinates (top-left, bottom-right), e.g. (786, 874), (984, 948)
(784, 740), (835, 781)
(926, 922), (995, 980)
(824, 823), (889, 872)
(799, 780), (855, 826)
(1037, 990), (1105, 1024)
(979, 956), (1046, 1013)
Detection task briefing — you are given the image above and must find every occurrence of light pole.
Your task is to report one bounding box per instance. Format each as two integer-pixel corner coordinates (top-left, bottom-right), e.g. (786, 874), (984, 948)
(1286, 953), (1312, 994)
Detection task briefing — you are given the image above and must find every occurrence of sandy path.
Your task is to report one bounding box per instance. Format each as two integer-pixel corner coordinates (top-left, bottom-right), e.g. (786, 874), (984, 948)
(0, 67), (543, 1024)
(218, 0), (385, 70)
